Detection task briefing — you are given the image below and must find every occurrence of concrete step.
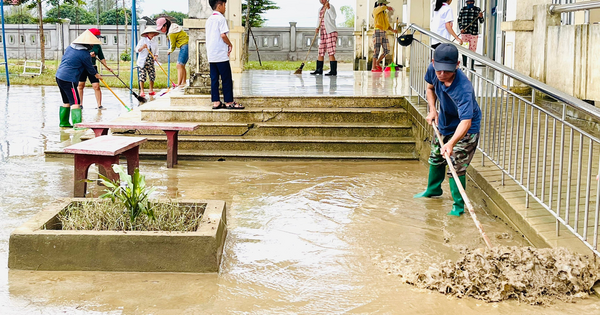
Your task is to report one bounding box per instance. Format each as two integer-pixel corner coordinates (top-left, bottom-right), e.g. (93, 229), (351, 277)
(247, 122), (413, 138)
(138, 135), (416, 153)
(140, 106), (409, 124)
(170, 95), (406, 108)
(139, 149), (418, 161)
(112, 122), (413, 138)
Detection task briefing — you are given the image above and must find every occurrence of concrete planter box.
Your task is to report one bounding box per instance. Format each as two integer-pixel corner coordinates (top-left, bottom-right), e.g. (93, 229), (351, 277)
(8, 199), (227, 273)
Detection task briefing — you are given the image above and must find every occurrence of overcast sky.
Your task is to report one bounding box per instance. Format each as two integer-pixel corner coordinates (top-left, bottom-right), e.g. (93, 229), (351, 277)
(140, 0), (356, 27)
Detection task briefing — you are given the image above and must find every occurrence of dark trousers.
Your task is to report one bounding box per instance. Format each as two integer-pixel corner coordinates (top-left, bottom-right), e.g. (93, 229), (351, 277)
(210, 61), (234, 103)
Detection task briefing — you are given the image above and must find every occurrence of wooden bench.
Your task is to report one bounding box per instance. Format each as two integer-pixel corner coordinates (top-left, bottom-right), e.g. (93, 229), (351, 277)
(75, 122), (200, 168)
(64, 136), (147, 197)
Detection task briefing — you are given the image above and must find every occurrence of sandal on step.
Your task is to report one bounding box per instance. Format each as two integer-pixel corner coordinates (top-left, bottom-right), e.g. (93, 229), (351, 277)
(226, 102), (245, 110)
(212, 101), (226, 110)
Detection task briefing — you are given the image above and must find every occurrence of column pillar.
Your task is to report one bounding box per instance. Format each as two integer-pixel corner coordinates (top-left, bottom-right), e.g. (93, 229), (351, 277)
(290, 22), (297, 52)
(531, 3), (561, 83)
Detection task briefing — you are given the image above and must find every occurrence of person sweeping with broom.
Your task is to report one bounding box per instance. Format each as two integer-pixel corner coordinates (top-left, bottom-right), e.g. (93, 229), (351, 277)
(414, 43), (481, 217)
(310, 0), (338, 76)
(55, 30), (102, 128)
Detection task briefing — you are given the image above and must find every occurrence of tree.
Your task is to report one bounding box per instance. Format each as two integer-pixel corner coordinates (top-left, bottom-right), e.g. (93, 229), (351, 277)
(242, 0), (279, 28)
(151, 10), (188, 25)
(339, 5), (354, 28)
(5, 6), (36, 24)
(99, 8), (132, 25)
(45, 4), (95, 24)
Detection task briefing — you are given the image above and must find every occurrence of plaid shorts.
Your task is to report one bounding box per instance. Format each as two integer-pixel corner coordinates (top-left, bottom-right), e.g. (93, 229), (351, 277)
(429, 133), (480, 177)
(138, 54), (156, 83)
(373, 29), (390, 58)
(318, 30), (338, 56)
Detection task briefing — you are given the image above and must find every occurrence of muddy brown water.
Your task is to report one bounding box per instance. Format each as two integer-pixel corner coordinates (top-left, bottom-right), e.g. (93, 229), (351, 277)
(0, 86), (599, 314)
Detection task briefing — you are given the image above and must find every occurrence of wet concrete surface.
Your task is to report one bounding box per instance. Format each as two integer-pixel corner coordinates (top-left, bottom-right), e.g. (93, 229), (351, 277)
(1, 85), (599, 314)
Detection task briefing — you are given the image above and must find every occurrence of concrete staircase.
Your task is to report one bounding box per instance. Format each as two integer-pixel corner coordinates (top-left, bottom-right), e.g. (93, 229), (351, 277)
(119, 95), (418, 161)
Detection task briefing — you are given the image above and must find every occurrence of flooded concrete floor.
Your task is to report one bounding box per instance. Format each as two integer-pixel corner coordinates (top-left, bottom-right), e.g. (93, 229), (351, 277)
(0, 86), (599, 314)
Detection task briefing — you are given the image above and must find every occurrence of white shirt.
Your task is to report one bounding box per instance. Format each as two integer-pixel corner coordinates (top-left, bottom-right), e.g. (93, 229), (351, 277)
(431, 3), (454, 45)
(317, 5), (337, 34)
(206, 11), (230, 63)
(135, 37), (159, 68)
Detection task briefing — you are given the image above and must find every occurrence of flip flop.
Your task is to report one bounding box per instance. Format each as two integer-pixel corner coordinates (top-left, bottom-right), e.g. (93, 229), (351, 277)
(226, 102), (245, 110)
(212, 101), (226, 110)
(149, 91), (156, 96)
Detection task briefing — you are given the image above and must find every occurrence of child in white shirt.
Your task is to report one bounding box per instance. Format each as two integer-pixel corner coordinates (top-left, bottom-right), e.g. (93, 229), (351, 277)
(136, 27), (160, 97)
(206, 0), (243, 109)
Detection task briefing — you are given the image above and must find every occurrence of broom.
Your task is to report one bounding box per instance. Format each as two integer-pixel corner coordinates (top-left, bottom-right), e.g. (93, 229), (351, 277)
(96, 57), (146, 103)
(294, 1), (329, 75)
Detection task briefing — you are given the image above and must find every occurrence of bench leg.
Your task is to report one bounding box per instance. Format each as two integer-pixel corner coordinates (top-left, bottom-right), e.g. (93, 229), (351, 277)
(121, 146), (140, 176)
(74, 154), (119, 197)
(92, 128), (109, 138)
(165, 130), (179, 168)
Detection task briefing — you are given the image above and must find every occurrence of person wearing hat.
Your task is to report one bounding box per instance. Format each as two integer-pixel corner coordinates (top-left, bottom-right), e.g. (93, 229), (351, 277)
(55, 30), (103, 128)
(371, 0), (398, 72)
(136, 27), (160, 97)
(414, 43), (481, 217)
(155, 17), (189, 87)
(77, 28), (111, 110)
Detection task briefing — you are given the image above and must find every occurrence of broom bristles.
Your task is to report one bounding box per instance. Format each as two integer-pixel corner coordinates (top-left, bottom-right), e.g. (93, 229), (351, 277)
(294, 63), (305, 74)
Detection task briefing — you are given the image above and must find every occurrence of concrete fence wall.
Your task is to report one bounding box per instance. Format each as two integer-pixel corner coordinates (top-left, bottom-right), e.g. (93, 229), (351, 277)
(0, 20), (179, 64)
(247, 23), (354, 62)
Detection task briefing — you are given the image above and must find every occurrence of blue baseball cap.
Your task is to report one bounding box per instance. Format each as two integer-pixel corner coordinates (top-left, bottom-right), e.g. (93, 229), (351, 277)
(433, 44), (459, 72)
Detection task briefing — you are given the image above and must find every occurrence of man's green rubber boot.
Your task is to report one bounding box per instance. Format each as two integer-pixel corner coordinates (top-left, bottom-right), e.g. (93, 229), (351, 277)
(448, 175), (467, 216)
(59, 107), (72, 128)
(414, 164), (446, 198)
(71, 107), (82, 128)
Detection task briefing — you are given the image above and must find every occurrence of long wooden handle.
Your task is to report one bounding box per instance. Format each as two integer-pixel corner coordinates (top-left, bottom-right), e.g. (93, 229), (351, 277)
(432, 123), (493, 249)
(99, 78), (132, 111)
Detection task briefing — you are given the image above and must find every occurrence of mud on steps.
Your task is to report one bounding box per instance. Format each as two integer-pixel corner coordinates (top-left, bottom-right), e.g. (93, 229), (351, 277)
(378, 246), (600, 305)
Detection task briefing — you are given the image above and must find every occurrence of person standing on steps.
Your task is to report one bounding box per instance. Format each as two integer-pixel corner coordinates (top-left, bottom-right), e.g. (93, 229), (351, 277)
(156, 17), (189, 87)
(431, 0), (462, 49)
(458, 0), (484, 70)
(77, 28), (110, 110)
(414, 44), (481, 217)
(55, 30), (102, 128)
(371, 0), (398, 72)
(206, 0), (244, 110)
(311, 0), (338, 76)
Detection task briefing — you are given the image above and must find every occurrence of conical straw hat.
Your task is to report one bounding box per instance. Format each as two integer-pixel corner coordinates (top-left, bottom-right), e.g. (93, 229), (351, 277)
(72, 30), (102, 45)
(141, 26), (160, 37)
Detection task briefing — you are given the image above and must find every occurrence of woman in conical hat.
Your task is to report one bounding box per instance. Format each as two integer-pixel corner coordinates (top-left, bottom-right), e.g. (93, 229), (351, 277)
(55, 30), (103, 128)
(135, 26), (161, 97)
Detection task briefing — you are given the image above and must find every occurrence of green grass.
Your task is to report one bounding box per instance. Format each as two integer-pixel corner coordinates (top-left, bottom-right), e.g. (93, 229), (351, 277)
(0, 59), (178, 89)
(245, 60), (330, 71)
(58, 200), (206, 232)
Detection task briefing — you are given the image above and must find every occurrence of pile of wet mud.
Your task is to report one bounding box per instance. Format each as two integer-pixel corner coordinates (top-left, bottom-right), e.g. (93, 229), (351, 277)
(380, 246), (600, 304)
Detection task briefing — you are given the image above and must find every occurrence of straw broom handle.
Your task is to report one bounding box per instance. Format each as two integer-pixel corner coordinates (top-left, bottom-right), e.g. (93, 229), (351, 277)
(99, 78), (132, 111)
(432, 123), (493, 249)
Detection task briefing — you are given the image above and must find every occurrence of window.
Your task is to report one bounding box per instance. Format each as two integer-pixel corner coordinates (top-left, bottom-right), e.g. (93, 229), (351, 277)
(338, 38), (341, 46)
(9, 35), (14, 44)
(262, 37), (268, 47)
(273, 37), (279, 46)
(158, 37), (162, 45)
(0, 35), (3, 43)
(20, 35), (25, 44)
(31, 35), (36, 44)
(114, 35), (118, 45)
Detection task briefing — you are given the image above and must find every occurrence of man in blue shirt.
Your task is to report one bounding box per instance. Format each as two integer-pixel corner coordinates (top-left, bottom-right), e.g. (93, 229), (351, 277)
(414, 43), (481, 216)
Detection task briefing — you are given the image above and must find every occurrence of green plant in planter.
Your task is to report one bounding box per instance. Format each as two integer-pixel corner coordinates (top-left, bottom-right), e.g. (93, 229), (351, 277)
(98, 165), (156, 222)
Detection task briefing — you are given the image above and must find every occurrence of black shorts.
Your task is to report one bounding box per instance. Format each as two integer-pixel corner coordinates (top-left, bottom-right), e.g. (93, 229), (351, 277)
(56, 78), (81, 105)
(79, 65), (99, 84)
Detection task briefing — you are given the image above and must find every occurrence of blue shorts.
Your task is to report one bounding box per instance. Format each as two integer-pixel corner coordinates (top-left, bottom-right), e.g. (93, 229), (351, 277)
(177, 44), (189, 65)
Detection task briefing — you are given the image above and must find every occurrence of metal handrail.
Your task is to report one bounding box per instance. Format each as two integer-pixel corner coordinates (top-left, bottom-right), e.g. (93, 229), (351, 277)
(407, 23), (600, 257)
(407, 24), (600, 120)
(550, 0), (600, 13)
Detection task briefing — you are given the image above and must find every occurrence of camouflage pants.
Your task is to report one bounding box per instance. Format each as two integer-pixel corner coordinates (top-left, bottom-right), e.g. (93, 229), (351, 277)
(429, 133), (480, 177)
